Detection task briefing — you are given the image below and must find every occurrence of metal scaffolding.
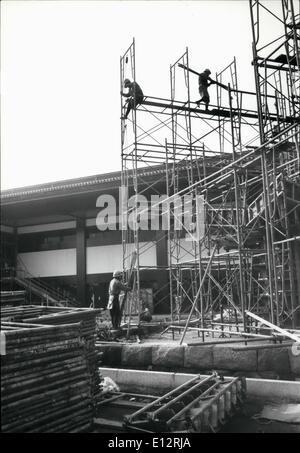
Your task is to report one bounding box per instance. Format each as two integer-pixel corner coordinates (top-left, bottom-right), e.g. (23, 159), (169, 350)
(250, 0), (300, 328)
(120, 0), (300, 338)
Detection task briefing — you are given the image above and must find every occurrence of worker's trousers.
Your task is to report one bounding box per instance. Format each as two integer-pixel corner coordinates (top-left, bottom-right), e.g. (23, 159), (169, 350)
(110, 295), (122, 329)
(199, 86), (210, 104)
(125, 95), (144, 118)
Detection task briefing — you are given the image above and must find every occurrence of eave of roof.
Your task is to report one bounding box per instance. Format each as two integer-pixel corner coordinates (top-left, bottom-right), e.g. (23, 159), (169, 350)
(0, 166), (167, 203)
(1, 155), (234, 204)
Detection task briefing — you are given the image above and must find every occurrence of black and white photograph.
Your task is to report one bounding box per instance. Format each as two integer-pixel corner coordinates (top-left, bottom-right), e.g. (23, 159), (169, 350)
(1, 0), (300, 438)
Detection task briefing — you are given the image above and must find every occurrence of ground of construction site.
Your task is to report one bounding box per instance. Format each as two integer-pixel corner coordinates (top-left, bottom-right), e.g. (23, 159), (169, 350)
(1, 0), (300, 438)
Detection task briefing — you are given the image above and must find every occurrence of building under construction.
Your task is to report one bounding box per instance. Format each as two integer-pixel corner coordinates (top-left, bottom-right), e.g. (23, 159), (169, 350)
(1, 0), (300, 434)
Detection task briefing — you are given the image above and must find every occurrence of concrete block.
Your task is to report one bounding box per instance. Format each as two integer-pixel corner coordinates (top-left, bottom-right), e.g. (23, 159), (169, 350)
(121, 345), (153, 367)
(257, 347), (291, 374)
(213, 345), (257, 371)
(96, 344), (123, 366)
(184, 346), (213, 369)
(232, 371), (261, 379)
(152, 345), (185, 368)
(247, 378), (300, 403)
(288, 346), (300, 376)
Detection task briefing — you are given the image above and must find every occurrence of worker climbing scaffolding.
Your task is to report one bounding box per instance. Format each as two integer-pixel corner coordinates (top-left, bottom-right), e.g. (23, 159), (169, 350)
(121, 78), (144, 119)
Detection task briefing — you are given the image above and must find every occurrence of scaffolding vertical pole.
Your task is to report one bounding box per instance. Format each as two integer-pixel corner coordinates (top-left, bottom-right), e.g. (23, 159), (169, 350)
(282, 0), (300, 119)
(120, 48), (129, 321)
(250, 2), (276, 324)
(185, 48), (199, 309)
(169, 49), (197, 322)
(120, 55), (126, 279)
(120, 39), (141, 326)
(131, 38), (141, 324)
(166, 139), (174, 325)
(228, 84), (247, 331)
(169, 61), (178, 322)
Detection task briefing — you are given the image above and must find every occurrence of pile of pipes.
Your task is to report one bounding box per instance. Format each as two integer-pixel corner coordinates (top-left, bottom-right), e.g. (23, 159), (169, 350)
(1, 305), (48, 321)
(1, 305), (103, 432)
(1, 305), (103, 399)
(1, 321), (93, 432)
(0, 291), (27, 307)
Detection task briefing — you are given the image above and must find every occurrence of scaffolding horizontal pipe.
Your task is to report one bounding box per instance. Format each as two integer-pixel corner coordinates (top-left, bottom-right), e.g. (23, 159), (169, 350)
(245, 311), (300, 343)
(163, 325), (274, 340)
(186, 337), (279, 346)
(141, 99), (299, 124)
(233, 342), (294, 351)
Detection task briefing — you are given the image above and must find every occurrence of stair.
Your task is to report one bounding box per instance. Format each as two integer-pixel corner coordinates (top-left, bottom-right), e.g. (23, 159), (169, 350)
(1, 266), (78, 307)
(14, 275), (68, 306)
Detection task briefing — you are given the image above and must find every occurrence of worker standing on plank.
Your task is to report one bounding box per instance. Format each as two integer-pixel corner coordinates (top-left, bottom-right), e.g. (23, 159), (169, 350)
(107, 270), (130, 329)
(196, 69), (214, 110)
(121, 78), (144, 119)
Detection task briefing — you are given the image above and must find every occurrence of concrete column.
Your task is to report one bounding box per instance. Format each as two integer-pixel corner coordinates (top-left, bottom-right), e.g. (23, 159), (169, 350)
(155, 231), (169, 313)
(76, 218), (86, 306)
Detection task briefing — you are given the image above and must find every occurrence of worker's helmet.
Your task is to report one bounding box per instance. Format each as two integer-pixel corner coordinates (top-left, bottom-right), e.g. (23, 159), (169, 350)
(113, 270), (122, 278)
(124, 78), (131, 87)
(204, 69), (211, 75)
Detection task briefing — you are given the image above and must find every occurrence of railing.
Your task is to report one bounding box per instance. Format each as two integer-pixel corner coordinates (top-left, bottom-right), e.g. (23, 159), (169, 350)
(2, 262), (77, 307)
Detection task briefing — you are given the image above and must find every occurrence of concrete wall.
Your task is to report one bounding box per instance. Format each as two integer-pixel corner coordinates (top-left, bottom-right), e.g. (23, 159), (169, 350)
(17, 249), (76, 277)
(100, 368), (300, 403)
(97, 342), (300, 380)
(87, 242), (156, 274)
(17, 241), (157, 277)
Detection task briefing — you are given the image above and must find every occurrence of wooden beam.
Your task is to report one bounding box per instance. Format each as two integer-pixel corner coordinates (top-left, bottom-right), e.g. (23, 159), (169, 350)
(245, 310), (300, 343)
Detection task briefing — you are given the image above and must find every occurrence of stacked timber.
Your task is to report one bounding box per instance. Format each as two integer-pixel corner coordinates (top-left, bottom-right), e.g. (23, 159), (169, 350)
(0, 306), (103, 400)
(0, 305), (46, 322)
(1, 322), (93, 432)
(0, 291), (27, 307)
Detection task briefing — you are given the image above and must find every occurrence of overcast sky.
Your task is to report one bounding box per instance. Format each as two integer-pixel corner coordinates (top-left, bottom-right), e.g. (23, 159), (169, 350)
(1, 0), (283, 190)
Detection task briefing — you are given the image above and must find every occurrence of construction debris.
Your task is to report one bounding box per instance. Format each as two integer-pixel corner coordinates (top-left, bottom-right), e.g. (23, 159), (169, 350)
(258, 403), (300, 424)
(101, 377), (120, 394)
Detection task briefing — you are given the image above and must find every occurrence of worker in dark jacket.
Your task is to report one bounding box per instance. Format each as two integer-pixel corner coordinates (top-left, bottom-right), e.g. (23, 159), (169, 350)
(121, 78), (144, 119)
(196, 69), (213, 110)
(107, 270), (130, 329)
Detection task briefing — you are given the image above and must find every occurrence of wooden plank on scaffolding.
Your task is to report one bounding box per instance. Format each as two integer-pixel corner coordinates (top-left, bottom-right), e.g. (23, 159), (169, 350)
(140, 99), (299, 124)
